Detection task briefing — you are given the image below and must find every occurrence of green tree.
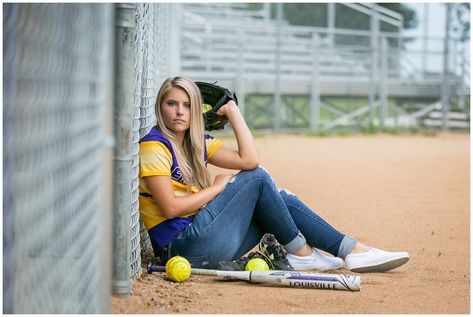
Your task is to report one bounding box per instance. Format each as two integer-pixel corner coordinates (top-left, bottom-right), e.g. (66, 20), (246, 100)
(279, 3), (328, 28)
(452, 3), (470, 42)
(264, 3), (417, 30)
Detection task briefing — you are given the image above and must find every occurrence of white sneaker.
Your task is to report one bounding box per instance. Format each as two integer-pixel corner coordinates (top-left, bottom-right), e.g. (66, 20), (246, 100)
(345, 248), (409, 273)
(287, 248), (344, 271)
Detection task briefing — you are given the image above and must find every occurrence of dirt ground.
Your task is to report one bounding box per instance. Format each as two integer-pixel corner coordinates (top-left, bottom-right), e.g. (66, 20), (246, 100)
(112, 132), (470, 314)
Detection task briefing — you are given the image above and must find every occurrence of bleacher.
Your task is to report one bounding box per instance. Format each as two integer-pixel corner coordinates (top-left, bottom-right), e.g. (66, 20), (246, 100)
(179, 3), (469, 130)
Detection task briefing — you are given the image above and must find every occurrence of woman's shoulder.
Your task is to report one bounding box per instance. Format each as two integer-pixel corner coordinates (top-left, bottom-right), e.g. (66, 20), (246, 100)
(204, 133), (223, 145)
(204, 133), (215, 140)
(140, 126), (167, 143)
(139, 127), (174, 156)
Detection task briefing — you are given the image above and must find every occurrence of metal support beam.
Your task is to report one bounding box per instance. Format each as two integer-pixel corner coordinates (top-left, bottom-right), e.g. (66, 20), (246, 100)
(262, 3), (270, 21)
(441, 3), (451, 130)
(274, 3), (283, 131)
(422, 3), (429, 77)
(379, 37), (389, 128)
(324, 102), (380, 130)
(327, 3), (335, 46)
(310, 33), (320, 132)
(236, 29), (246, 119)
(368, 4), (379, 125)
(458, 45), (466, 111)
(113, 3), (136, 296)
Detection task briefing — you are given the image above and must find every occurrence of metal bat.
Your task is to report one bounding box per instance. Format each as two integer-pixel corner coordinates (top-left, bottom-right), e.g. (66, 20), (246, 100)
(147, 262), (361, 291)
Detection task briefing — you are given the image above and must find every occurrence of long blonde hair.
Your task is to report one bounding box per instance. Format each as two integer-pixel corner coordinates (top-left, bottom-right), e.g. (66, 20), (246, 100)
(155, 77), (211, 191)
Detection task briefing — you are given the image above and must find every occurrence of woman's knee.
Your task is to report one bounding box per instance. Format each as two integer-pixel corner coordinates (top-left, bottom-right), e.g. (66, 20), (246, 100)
(278, 188), (298, 205)
(279, 188), (297, 198)
(230, 166), (278, 198)
(243, 165), (276, 185)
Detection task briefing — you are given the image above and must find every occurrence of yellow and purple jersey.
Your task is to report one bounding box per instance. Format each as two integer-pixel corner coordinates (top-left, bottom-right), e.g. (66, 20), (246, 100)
(138, 127), (222, 252)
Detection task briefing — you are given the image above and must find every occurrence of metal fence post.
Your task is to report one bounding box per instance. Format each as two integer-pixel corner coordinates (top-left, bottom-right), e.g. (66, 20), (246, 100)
(422, 3), (429, 78)
(327, 3), (335, 47)
(311, 33), (321, 132)
(274, 3), (283, 131)
(379, 37), (388, 128)
(236, 29), (246, 119)
(113, 3), (136, 296)
(262, 3), (270, 20)
(369, 4), (379, 126)
(458, 45), (466, 111)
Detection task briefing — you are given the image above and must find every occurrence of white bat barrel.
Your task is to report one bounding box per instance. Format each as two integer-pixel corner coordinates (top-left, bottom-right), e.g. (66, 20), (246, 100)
(216, 270), (361, 292)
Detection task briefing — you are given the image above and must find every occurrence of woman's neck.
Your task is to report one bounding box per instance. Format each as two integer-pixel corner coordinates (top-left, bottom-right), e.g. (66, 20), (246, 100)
(175, 132), (185, 145)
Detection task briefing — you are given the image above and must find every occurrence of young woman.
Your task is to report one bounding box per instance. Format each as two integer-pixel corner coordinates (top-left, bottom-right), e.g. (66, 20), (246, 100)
(138, 76), (409, 272)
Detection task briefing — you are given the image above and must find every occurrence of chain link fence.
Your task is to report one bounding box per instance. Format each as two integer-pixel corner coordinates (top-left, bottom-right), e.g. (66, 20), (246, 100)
(131, 3), (173, 279)
(2, 2), (375, 312)
(3, 3), (113, 313)
(4, 2), (177, 311)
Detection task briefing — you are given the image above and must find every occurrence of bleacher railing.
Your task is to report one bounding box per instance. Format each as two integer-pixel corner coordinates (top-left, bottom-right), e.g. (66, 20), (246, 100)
(180, 3), (469, 131)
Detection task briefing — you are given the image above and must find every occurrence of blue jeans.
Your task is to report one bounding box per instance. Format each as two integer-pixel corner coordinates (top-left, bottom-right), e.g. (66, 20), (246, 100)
(164, 167), (357, 268)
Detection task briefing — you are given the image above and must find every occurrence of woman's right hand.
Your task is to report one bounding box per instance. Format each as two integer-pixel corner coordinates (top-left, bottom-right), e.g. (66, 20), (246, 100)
(216, 100), (238, 117)
(212, 173), (234, 193)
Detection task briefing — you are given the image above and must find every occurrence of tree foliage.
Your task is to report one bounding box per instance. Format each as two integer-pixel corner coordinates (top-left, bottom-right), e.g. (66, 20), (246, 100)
(452, 3), (470, 42)
(262, 3), (418, 30)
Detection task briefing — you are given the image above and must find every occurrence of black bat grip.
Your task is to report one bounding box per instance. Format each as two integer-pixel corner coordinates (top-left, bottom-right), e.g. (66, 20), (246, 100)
(147, 262), (165, 274)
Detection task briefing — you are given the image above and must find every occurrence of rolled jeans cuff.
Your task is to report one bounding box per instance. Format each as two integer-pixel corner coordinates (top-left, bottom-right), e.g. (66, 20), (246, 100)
(337, 235), (358, 260)
(283, 232), (306, 254)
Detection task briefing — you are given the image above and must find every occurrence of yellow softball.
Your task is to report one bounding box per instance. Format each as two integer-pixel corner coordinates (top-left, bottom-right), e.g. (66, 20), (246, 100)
(245, 258), (269, 271)
(165, 256), (191, 282)
(202, 103), (213, 113)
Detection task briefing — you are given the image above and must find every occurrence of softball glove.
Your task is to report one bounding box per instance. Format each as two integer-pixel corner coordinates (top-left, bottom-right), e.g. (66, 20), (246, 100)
(196, 81), (238, 131)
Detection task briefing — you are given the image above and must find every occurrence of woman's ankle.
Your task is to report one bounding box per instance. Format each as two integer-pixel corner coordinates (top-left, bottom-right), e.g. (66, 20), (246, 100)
(292, 243), (313, 257)
(349, 242), (370, 255)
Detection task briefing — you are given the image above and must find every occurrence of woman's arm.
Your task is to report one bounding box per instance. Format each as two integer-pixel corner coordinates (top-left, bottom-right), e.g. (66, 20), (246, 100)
(208, 101), (260, 170)
(144, 173), (233, 219)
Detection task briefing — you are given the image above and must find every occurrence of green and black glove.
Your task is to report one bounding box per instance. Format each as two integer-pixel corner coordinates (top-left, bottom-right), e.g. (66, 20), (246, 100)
(196, 81), (238, 131)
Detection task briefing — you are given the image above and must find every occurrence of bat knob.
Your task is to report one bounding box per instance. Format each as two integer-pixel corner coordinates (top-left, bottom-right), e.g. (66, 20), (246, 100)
(147, 261), (153, 274)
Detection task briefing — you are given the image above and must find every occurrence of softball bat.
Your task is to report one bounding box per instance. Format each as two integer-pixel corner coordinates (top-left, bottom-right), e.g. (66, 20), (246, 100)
(147, 262), (361, 291)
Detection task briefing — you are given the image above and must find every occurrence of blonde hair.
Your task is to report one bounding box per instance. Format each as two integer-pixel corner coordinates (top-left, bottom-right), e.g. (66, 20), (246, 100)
(155, 77), (211, 191)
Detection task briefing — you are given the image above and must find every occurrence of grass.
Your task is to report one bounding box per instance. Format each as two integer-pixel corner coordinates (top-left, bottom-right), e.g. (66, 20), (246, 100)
(222, 95), (466, 137)
(245, 95), (415, 130)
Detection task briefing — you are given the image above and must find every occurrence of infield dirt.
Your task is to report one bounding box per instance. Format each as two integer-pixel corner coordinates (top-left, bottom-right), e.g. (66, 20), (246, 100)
(112, 132), (470, 314)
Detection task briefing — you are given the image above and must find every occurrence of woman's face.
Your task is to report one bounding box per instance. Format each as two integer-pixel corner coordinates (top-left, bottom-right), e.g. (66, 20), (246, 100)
(161, 87), (191, 135)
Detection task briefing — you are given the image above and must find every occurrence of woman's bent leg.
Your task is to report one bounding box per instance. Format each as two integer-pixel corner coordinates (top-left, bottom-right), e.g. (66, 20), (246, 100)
(279, 189), (357, 259)
(167, 167), (305, 268)
(278, 189), (410, 272)
(232, 221), (264, 260)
